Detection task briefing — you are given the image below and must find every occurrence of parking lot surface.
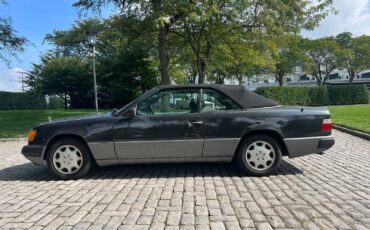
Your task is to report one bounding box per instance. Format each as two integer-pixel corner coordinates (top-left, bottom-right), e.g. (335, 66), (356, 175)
(0, 130), (369, 230)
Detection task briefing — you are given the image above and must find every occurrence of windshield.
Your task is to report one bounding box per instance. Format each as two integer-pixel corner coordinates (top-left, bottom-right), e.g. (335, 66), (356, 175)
(112, 87), (157, 116)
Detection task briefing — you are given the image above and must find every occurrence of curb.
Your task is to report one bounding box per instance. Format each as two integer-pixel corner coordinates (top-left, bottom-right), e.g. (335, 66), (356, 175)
(333, 125), (370, 141)
(0, 137), (27, 142)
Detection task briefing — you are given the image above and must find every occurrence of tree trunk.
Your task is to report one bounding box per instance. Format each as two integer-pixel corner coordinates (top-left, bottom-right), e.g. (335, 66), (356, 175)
(348, 68), (355, 83)
(216, 76), (225, 84)
(158, 24), (171, 85)
(316, 78), (322, 86)
(238, 78), (243, 85)
(197, 55), (206, 84)
(190, 68), (197, 83)
(64, 93), (67, 109)
(277, 74), (284, 86)
(153, 0), (171, 85)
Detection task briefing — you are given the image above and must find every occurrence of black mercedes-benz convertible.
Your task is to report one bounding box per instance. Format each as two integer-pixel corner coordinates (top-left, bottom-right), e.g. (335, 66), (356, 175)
(22, 84), (335, 179)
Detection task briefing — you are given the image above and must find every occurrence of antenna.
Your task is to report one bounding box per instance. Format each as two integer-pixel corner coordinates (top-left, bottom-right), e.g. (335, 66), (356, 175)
(301, 88), (309, 112)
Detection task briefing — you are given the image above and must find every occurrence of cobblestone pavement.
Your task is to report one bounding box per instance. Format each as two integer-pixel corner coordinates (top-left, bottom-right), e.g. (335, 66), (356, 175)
(0, 130), (369, 230)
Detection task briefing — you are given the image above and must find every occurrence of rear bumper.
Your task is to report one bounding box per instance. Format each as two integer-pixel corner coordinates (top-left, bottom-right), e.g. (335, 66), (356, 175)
(283, 136), (335, 158)
(21, 145), (45, 165)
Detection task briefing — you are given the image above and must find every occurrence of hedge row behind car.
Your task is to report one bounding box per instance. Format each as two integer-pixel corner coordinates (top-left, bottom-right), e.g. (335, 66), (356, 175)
(0, 91), (47, 110)
(326, 85), (369, 105)
(256, 85), (369, 106)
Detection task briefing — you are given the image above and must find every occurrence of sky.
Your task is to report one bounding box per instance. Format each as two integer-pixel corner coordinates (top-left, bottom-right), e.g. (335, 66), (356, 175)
(1, 0), (370, 92)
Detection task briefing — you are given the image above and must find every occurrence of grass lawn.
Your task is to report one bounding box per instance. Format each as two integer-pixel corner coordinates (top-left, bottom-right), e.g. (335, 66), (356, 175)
(0, 109), (110, 138)
(329, 104), (370, 134)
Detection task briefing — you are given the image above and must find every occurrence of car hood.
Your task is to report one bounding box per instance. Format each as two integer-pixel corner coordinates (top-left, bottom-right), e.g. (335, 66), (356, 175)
(39, 112), (112, 126)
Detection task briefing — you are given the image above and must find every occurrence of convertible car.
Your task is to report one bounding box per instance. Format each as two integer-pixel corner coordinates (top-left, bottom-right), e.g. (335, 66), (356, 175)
(22, 84), (335, 179)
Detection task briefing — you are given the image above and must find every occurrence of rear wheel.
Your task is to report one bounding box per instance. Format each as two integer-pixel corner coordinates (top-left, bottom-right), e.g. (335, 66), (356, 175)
(236, 135), (282, 176)
(46, 138), (92, 180)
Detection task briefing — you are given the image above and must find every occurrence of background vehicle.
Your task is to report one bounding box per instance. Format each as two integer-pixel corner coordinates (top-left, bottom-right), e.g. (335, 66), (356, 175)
(22, 84), (334, 179)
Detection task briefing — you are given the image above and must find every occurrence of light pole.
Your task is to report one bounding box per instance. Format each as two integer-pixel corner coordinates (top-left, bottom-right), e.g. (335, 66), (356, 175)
(87, 30), (99, 114)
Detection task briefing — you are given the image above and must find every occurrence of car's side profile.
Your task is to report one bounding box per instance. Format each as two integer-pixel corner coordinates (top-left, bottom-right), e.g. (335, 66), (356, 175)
(22, 84), (335, 179)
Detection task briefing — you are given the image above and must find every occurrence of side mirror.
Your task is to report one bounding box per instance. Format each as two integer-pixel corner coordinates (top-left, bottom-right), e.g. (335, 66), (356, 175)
(128, 106), (137, 117)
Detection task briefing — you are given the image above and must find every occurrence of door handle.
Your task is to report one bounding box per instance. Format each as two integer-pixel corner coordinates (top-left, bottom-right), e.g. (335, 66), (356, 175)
(188, 121), (203, 127)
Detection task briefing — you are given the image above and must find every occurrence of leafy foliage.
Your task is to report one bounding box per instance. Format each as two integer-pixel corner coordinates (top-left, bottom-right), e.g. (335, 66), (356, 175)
(300, 38), (341, 86)
(0, 1), (27, 64)
(272, 35), (305, 86)
(327, 85), (369, 105)
(73, 0), (335, 84)
(26, 55), (93, 109)
(256, 86), (329, 106)
(28, 17), (158, 109)
(24, 1), (349, 109)
(97, 44), (158, 109)
(256, 85), (369, 106)
(334, 33), (370, 83)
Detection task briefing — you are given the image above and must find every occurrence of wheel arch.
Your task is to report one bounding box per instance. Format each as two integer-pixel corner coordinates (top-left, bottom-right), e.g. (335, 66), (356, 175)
(42, 134), (94, 161)
(234, 129), (288, 158)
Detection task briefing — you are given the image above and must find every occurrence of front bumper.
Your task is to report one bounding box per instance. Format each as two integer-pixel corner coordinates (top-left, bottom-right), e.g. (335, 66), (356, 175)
(21, 145), (45, 165)
(283, 136), (335, 158)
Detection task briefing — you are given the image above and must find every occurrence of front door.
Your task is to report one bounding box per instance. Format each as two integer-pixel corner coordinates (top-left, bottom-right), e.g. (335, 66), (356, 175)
(113, 88), (204, 159)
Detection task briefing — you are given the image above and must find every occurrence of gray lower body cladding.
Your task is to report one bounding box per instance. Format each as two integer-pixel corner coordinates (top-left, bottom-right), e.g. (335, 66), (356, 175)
(22, 136), (335, 167)
(283, 136), (335, 158)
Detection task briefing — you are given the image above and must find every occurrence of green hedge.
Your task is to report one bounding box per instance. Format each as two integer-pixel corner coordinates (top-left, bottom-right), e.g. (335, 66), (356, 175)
(256, 85), (369, 106)
(0, 91), (47, 110)
(327, 85), (369, 105)
(256, 86), (329, 106)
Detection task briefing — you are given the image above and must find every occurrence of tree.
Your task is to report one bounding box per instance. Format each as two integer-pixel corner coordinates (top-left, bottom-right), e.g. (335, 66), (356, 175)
(0, 1), (27, 64)
(334, 33), (370, 83)
(209, 34), (274, 85)
(45, 19), (103, 57)
(73, 0), (334, 84)
(97, 42), (158, 108)
(351, 35), (370, 80)
(73, 0), (186, 85)
(29, 17), (158, 108)
(301, 38), (340, 86)
(172, 0), (335, 84)
(26, 54), (93, 109)
(272, 35), (304, 86)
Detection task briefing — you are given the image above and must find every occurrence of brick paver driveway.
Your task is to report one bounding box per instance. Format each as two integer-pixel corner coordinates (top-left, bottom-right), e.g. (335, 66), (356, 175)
(0, 130), (369, 230)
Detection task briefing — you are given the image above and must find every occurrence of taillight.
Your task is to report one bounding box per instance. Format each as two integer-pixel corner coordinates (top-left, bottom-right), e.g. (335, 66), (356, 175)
(321, 119), (332, 131)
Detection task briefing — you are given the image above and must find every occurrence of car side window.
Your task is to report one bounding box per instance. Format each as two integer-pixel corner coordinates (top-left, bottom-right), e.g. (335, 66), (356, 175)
(137, 89), (200, 115)
(200, 89), (241, 112)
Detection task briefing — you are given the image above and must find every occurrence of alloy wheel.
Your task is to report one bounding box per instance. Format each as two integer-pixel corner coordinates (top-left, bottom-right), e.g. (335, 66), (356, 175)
(52, 145), (83, 174)
(245, 141), (276, 171)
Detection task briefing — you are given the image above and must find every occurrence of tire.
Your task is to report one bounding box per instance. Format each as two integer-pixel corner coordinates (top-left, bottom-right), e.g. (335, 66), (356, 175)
(235, 134), (282, 176)
(46, 138), (92, 180)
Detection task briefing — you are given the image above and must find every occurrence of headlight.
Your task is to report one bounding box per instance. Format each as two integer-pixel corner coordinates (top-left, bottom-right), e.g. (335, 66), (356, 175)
(28, 129), (37, 142)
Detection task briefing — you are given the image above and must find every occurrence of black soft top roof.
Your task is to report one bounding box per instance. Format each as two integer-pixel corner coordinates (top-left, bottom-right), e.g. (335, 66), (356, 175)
(156, 84), (279, 109)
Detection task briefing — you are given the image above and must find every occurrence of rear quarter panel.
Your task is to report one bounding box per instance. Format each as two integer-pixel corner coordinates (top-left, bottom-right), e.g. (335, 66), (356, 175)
(201, 106), (331, 158)
(202, 106), (331, 139)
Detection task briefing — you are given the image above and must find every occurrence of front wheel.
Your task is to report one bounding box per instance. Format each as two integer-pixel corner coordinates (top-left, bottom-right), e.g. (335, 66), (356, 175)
(236, 135), (282, 176)
(46, 138), (92, 180)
